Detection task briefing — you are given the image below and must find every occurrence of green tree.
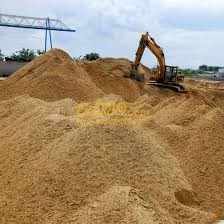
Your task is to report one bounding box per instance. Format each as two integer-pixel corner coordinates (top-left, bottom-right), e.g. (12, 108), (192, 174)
(74, 55), (83, 62)
(83, 52), (100, 61)
(9, 48), (36, 62)
(37, 49), (45, 56)
(0, 50), (4, 61)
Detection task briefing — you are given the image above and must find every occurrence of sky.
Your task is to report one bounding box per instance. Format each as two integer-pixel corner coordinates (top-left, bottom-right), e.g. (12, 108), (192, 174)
(0, 0), (224, 68)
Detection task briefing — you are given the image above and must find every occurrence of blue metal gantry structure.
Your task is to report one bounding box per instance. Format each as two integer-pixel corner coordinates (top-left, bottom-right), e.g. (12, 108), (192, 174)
(0, 13), (76, 52)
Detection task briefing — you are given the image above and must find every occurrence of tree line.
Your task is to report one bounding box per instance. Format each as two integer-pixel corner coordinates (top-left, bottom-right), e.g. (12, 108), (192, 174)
(0, 49), (100, 63)
(0, 49), (44, 62)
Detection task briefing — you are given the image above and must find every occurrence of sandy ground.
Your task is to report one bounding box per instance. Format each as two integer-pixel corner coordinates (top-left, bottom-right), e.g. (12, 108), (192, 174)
(0, 49), (223, 224)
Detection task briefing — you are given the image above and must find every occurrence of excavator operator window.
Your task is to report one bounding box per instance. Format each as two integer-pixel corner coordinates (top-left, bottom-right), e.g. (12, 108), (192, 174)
(165, 66), (172, 80)
(165, 66), (177, 82)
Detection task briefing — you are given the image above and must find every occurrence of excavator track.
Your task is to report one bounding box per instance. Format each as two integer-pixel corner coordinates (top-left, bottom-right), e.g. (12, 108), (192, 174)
(146, 81), (187, 93)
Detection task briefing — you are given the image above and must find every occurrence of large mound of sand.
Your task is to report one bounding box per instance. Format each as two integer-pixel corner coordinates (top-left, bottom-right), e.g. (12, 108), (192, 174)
(81, 58), (163, 102)
(0, 50), (167, 103)
(0, 96), (215, 224)
(0, 49), (104, 102)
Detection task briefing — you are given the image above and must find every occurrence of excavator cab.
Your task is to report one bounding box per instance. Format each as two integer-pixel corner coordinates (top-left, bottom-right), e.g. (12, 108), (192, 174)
(149, 65), (185, 92)
(164, 66), (178, 82)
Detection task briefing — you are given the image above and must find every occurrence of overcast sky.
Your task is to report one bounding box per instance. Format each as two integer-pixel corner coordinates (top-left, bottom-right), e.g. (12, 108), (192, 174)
(0, 0), (224, 68)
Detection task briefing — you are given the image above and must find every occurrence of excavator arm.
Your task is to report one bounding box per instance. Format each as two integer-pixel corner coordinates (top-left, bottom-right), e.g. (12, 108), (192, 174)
(131, 32), (165, 82)
(146, 35), (166, 81)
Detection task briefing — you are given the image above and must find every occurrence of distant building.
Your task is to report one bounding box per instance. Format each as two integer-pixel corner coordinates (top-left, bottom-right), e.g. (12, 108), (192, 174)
(218, 68), (224, 77)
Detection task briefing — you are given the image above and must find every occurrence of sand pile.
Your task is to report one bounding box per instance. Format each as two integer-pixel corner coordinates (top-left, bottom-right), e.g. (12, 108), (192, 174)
(185, 78), (224, 91)
(0, 50), (166, 103)
(149, 92), (224, 218)
(0, 49), (104, 102)
(170, 107), (224, 217)
(0, 95), (216, 224)
(81, 58), (162, 102)
(151, 94), (212, 126)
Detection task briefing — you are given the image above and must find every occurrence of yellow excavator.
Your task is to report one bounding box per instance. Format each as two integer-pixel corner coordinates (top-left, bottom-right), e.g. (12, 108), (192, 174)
(130, 32), (185, 92)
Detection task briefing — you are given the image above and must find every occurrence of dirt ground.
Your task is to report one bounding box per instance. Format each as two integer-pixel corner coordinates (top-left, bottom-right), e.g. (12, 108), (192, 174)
(0, 49), (223, 224)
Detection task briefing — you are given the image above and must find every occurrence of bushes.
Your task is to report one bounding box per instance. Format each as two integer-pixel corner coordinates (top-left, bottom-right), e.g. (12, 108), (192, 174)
(74, 53), (100, 62)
